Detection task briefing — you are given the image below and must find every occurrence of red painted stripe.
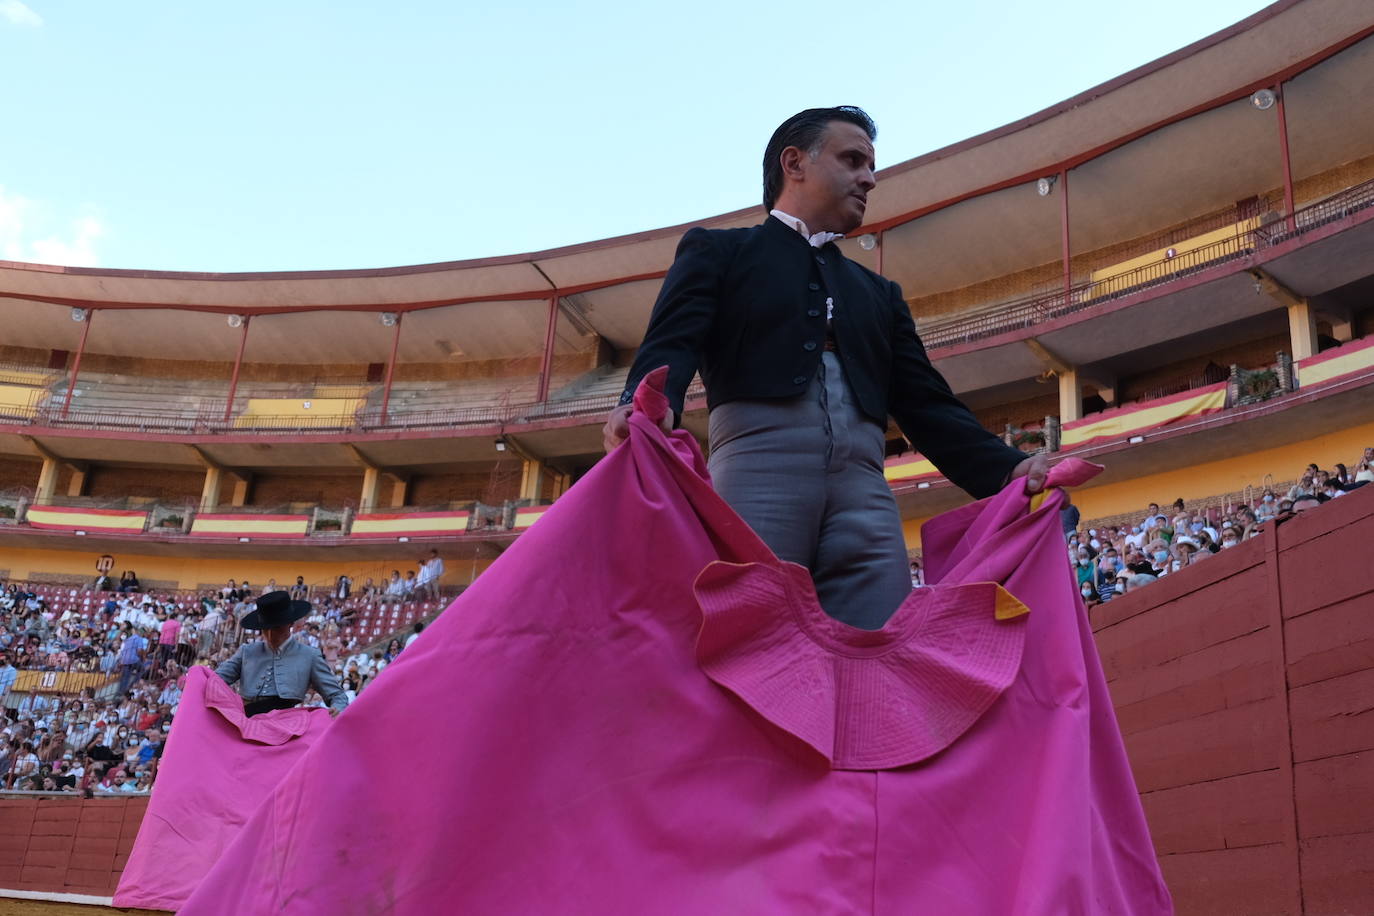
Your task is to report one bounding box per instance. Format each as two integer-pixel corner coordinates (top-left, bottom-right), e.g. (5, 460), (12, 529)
(193, 513), (313, 522)
(352, 511), (471, 521)
(348, 528), (468, 539)
(186, 529), (309, 538)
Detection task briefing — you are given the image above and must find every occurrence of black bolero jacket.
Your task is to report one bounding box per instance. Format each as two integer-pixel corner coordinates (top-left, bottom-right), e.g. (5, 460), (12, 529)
(621, 216), (1024, 498)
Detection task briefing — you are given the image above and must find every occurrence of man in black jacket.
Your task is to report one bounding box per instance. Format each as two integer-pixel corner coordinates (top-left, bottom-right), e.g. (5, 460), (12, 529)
(604, 106), (1047, 628)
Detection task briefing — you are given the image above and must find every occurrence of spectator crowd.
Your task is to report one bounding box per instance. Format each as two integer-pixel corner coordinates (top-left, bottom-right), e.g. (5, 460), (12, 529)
(1063, 449), (1372, 610)
(0, 553), (448, 794)
(4, 447), (1369, 796)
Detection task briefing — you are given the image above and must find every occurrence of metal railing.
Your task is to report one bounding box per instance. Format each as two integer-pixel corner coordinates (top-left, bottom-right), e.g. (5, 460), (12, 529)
(919, 177), (1374, 349)
(2, 180), (1372, 437)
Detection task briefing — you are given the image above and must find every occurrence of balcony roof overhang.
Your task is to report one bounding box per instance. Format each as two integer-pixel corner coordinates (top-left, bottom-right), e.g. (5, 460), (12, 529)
(0, 0), (1371, 365)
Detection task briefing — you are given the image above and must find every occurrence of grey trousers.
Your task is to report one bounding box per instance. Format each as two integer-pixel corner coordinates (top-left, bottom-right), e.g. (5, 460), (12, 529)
(707, 352), (913, 630)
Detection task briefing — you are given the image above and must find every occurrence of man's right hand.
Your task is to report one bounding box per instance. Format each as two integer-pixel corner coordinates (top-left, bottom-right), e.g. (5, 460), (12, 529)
(602, 404), (672, 452)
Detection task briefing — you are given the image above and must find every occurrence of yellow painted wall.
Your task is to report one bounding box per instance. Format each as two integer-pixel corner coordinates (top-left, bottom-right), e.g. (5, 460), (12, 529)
(0, 545), (491, 590)
(901, 419), (1374, 550)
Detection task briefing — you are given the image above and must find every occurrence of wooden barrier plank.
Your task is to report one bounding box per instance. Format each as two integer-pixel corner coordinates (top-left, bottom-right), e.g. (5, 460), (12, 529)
(1109, 629), (1272, 736)
(1123, 697), (1283, 793)
(1091, 541), (1263, 633)
(1295, 751), (1374, 841)
(1288, 667), (1374, 763)
(1140, 768), (1288, 855)
(1158, 843), (1296, 916)
(1299, 832), (1374, 916)
(1283, 593), (1374, 688)
(1095, 569), (1269, 682)
(1277, 488), (1374, 619)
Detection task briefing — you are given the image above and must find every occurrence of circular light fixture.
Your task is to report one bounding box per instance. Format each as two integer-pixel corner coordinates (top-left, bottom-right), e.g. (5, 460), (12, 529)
(70, 307), (88, 322)
(1036, 176), (1058, 197)
(1251, 89), (1276, 111)
(858, 234), (878, 251)
(1165, 247), (1178, 260)
(227, 314), (244, 328)
(379, 312), (399, 327)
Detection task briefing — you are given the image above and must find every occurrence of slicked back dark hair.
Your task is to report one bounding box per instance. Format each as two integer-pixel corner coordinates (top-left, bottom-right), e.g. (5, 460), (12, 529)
(762, 106), (877, 211)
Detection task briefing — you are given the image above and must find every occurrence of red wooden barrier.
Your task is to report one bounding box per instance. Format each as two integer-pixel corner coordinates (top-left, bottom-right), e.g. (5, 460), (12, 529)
(0, 795), (147, 897)
(1094, 484), (1374, 915)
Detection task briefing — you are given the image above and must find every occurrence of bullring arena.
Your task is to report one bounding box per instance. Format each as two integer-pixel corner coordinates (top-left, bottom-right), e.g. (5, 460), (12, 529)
(2, 0), (1374, 912)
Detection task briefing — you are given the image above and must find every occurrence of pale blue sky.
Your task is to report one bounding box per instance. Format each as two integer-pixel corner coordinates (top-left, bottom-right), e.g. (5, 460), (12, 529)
(0, 0), (1273, 272)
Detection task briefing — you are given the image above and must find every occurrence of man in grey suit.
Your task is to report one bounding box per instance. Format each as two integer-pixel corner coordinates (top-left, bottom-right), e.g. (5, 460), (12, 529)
(216, 591), (348, 717)
(604, 106), (1048, 629)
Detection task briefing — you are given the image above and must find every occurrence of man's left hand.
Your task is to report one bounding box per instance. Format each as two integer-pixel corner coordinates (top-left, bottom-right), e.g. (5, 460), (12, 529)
(1009, 454), (1050, 494)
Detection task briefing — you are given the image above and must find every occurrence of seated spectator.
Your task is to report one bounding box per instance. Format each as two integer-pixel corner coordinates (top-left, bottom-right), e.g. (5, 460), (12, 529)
(385, 571), (405, 597)
(1287, 473), (1315, 501)
(118, 571), (141, 594)
(1126, 573), (1158, 592)
(1073, 548), (1096, 589)
(1172, 536), (1201, 569)
(1145, 539), (1171, 575)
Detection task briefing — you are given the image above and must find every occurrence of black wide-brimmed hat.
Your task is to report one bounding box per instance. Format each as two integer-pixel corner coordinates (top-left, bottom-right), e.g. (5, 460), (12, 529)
(240, 590), (311, 630)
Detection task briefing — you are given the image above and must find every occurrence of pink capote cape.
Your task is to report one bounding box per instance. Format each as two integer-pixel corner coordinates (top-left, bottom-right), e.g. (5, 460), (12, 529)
(182, 368), (1171, 915)
(113, 666), (332, 911)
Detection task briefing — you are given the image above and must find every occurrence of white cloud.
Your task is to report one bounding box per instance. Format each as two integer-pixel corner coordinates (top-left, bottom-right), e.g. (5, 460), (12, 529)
(0, 187), (105, 267)
(0, 0), (42, 27)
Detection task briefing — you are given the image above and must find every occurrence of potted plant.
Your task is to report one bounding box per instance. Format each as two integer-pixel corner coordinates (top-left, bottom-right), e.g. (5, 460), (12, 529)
(1242, 369), (1278, 401)
(1011, 428), (1047, 451)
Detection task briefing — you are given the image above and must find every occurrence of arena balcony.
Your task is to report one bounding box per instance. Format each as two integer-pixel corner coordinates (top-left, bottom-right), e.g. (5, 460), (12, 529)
(0, 0), (1372, 558)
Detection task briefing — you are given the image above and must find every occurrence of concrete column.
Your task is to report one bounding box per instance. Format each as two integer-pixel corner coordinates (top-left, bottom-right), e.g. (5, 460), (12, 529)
(1287, 301), (1318, 361)
(389, 476), (408, 508)
(35, 458), (59, 505)
(1057, 368), (1083, 423)
(230, 473), (251, 507)
(359, 466), (382, 513)
(199, 466), (222, 513)
(66, 467), (88, 498)
(519, 459), (544, 502)
(1328, 314), (1354, 344)
(552, 471), (571, 499)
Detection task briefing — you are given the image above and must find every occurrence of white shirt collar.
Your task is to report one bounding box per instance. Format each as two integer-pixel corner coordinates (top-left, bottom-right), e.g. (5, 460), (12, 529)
(770, 209), (844, 248)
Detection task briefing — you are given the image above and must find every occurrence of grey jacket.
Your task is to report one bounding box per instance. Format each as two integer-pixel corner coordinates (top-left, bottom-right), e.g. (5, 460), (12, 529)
(215, 638), (348, 713)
